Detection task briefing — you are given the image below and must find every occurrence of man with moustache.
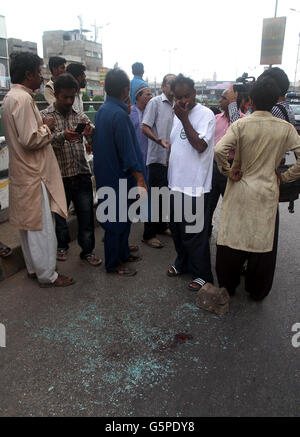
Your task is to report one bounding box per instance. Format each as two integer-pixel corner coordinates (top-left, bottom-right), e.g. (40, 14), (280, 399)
(44, 56), (66, 105)
(167, 74), (216, 292)
(66, 63), (87, 113)
(1, 52), (73, 287)
(142, 74), (176, 248)
(41, 73), (101, 267)
(130, 85), (153, 169)
(93, 68), (147, 276)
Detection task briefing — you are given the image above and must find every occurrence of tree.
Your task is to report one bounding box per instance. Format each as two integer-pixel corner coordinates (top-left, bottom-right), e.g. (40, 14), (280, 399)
(82, 92), (91, 111)
(33, 93), (48, 110)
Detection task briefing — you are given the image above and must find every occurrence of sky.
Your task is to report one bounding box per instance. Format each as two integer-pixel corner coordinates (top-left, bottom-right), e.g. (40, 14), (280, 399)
(1, 0), (300, 84)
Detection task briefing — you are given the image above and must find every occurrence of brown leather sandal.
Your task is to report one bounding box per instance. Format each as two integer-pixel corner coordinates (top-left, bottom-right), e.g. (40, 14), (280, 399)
(129, 245), (139, 252)
(83, 253), (102, 266)
(39, 274), (75, 288)
(108, 266), (137, 276)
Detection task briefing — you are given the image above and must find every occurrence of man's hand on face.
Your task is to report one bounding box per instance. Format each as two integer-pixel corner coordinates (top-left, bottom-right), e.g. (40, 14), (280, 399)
(64, 129), (81, 142)
(174, 101), (189, 121)
(225, 86), (238, 104)
(229, 167), (243, 182)
(82, 123), (94, 136)
(43, 117), (56, 131)
(158, 139), (171, 149)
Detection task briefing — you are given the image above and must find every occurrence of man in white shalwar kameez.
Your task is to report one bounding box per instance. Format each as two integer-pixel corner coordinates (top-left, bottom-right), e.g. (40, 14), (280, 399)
(1, 52), (74, 287)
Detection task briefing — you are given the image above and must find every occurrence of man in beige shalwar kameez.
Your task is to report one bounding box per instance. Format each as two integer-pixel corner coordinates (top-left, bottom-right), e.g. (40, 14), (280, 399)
(214, 78), (300, 301)
(1, 52), (74, 287)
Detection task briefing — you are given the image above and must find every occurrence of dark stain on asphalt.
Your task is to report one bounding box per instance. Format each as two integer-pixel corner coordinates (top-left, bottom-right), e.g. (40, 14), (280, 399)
(153, 332), (193, 352)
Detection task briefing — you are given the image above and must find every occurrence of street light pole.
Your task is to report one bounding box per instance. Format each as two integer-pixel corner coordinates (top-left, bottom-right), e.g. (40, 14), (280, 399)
(164, 48), (178, 72)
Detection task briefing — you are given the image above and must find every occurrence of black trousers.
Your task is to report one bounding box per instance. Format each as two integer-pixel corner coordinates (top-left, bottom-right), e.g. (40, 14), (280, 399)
(143, 163), (168, 240)
(216, 211), (279, 300)
(169, 192), (213, 283)
(55, 174), (95, 258)
(209, 160), (228, 237)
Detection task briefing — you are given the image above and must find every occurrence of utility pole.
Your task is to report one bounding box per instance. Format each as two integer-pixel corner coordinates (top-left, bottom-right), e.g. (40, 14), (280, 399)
(78, 15), (83, 40)
(269, 0), (279, 68)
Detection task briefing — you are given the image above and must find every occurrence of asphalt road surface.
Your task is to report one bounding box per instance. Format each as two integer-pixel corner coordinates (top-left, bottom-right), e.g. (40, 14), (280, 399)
(0, 199), (299, 417)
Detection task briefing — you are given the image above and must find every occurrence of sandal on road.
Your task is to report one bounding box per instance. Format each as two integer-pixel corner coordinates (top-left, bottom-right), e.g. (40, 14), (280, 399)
(124, 254), (142, 263)
(142, 238), (164, 249)
(39, 274), (75, 288)
(129, 244), (139, 253)
(0, 245), (12, 258)
(167, 265), (181, 277)
(56, 249), (68, 262)
(108, 266), (137, 276)
(187, 278), (207, 291)
(83, 253), (102, 266)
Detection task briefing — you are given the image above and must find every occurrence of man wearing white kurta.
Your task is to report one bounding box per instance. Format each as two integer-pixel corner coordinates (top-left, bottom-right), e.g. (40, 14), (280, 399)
(215, 78), (300, 301)
(167, 74), (216, 291)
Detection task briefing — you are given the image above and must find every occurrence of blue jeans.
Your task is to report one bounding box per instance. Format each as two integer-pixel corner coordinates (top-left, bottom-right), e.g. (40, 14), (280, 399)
(55, 174), (95, 258)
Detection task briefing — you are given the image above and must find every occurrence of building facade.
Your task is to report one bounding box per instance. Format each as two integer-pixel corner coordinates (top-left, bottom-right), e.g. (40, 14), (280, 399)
(7, 38), (37, 56)
(42, 30), (103, 95)
(0, 16), (10, 101)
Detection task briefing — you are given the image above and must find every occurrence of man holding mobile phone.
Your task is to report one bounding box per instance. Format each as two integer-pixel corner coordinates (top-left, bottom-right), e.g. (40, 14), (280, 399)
(41, 73), (101, 267)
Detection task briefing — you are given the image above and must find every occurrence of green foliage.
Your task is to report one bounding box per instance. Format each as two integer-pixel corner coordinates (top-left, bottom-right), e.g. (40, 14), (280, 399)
(82, 92), (91, 111)
(34, 92), (48, 110)
(92, 94), (104, 111)
(33, 92), (46, 101)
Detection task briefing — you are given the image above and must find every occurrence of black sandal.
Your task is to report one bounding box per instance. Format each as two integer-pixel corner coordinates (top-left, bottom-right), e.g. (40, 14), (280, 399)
(125, 254), (141, 262)
(167, 265), (181, 277)
(0, 245), (12, 258)
(187, 278), (207, 291)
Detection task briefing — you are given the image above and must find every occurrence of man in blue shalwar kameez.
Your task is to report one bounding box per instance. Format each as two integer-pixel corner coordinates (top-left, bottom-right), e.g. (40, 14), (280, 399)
(93, 68), (148, 276)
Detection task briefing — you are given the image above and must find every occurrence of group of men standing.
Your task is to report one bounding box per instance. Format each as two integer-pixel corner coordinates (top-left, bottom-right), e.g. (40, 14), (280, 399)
(2, 53), (300, 302)
(96, 63), (300, 301)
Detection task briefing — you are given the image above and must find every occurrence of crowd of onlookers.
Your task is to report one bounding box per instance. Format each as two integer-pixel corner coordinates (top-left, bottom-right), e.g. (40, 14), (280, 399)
(1, 52), (300, 302)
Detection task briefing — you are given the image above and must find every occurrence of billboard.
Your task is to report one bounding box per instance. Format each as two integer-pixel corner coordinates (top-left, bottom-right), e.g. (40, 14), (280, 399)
(99, 67), (109, 85)
(260, 17), (286, 65)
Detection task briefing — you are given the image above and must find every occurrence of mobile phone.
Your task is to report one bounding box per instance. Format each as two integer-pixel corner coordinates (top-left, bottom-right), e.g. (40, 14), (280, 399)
(75, 123), (86, 134)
